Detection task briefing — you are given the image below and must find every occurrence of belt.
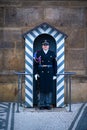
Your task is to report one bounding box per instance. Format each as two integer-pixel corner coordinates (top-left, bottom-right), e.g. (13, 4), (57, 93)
(39, 65), (52, 68)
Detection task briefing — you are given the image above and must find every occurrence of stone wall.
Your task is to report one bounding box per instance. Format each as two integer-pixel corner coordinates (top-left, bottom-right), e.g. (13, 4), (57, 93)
(0, 0), (87, 103)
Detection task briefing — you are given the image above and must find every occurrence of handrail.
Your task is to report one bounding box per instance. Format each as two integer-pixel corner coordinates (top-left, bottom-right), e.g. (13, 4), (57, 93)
(14, 72), (33, 112)
(14, 72), (33, 75)
(57, 72), (76, 112)
(15, 71), (76, 112)
(0, 71), (76, 112)
(57, 72), (76, 75)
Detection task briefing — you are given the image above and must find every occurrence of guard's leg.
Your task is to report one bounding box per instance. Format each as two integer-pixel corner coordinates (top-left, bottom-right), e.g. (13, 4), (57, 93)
(39, 93), (45, 109)
(45, 92), (52, 109)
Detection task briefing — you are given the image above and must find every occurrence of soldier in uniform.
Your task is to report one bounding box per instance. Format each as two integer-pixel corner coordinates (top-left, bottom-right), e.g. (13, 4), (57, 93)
(34, 40), (57, 109)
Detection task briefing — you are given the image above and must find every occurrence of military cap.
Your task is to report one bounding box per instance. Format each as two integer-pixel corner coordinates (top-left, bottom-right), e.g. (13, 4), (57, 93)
(42, 40), (49, 45)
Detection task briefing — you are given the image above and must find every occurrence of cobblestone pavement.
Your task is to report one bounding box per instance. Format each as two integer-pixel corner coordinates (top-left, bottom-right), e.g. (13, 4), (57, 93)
(0, 102), (87, 130)
(0, 102), (15, 130)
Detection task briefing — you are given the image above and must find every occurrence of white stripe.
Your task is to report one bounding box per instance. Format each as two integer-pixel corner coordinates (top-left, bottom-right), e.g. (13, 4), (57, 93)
(25, 55), (33, 65)
(25, 64), (32, 74)
(25, 80), (33, 89)
(25, 97), (33, 107)
(57, 81), (64, 91)
(26, 38), (33, 49)
(57, 47), (64, 58)
(26, 75), (33, 82)
(25, 83), (32, 91)
(51, 30), (57, 36)
(55, 34), (62, 42)
(57, 77), (63, 84)
(57, 83), (64, 92)
(57, 46), (64, 56)
(25, 89), (33, 99)
(25, 45), (33, 53)
(32, 30), (39, 37)
(57, 84), (64, 93)
(58, 56), (64, 65)
(57, 75), (64, 82)
(27, 33), (35, 41)
(25, 47), (33, 57)
(58, 64), (64, 73)
(25, 90), (33, 99)
(58, 68), (64, 74)
(45, 27), (52, 33)
(38, 27), (44, 33)
(57, 38), (64, 49)
(57, 97), (64, 107)
(57, 84), (64, 91)
(57, 89), (64, 99)
(25, 56), (33, 70)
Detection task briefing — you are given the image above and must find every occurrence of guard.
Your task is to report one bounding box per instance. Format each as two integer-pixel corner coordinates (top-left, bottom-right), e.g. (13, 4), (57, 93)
(34, 40), (57, 109)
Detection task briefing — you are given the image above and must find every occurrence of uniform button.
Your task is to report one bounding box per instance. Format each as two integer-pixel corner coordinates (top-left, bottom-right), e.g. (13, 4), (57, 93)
(47, 71), (49, 73)
(42, 71), (44, 73)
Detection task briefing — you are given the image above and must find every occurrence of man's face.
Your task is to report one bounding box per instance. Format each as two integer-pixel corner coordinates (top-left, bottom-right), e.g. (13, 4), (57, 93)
(42, 45), (49, 50)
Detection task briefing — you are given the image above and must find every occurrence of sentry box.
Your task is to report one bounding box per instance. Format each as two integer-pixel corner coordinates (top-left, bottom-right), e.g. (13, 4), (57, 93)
(23, 23), (67, 108)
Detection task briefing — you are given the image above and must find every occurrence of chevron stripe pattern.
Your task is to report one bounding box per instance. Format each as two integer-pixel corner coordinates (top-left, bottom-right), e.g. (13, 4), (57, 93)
(25, 23), (65, 107)
(56, 36), (65, 107)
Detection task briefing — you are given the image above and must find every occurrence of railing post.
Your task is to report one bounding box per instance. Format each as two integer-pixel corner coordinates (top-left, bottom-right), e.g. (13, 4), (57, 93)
(14, 71), (75, 112)
(16, 74), (22, 113)
(68, 75), (71, 112)
(65, 75), (69, 106)
(20, 75), (22, 106)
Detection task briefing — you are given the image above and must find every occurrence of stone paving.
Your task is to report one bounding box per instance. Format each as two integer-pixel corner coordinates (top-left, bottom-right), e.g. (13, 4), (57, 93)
(0, 102), (15, 130)
(0, 102), (87, 130)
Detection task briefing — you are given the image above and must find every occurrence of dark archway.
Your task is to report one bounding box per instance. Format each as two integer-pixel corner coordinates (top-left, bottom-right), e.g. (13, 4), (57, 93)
(33, 34), (56, 107)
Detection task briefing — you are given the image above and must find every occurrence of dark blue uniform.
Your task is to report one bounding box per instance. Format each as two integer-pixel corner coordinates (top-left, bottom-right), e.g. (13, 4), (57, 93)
(34, 49), (57, 108)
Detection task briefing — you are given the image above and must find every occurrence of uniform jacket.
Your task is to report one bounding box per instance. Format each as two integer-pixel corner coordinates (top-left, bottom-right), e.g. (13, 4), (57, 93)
(34, 49), (57, 93)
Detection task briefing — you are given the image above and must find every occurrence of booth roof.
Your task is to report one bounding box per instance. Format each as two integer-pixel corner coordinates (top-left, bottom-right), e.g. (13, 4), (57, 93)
(22, 22), (68, 39)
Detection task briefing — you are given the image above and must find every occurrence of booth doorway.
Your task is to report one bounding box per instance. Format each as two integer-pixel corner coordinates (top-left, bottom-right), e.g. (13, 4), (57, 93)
(33, 34), (56, 107)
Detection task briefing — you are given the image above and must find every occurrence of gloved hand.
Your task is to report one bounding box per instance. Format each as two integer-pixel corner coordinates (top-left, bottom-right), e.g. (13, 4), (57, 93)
(35, 74), (40, 80)
(53, 76), (56, 80)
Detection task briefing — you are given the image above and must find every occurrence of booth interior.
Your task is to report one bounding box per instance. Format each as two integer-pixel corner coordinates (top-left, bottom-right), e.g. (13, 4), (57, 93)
(33, 34), (56, 107)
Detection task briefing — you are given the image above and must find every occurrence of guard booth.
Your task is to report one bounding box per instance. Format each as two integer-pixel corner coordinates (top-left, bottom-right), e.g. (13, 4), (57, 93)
(23, 23), (67, 108)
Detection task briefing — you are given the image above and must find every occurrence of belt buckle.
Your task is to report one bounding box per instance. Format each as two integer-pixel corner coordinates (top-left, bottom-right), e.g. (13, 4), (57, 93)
(43, 65), (47, 67)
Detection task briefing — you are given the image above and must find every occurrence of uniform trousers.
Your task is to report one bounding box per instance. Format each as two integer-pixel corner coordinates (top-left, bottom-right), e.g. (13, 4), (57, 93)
(39, 92), (52, 107)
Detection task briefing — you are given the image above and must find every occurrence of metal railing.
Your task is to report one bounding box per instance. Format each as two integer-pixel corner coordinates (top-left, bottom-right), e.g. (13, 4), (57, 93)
(57, 72), (76, 112)
(15, 71), (76, 112)
(14, 72), (33, 112)
(0, 71), (76, 112)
